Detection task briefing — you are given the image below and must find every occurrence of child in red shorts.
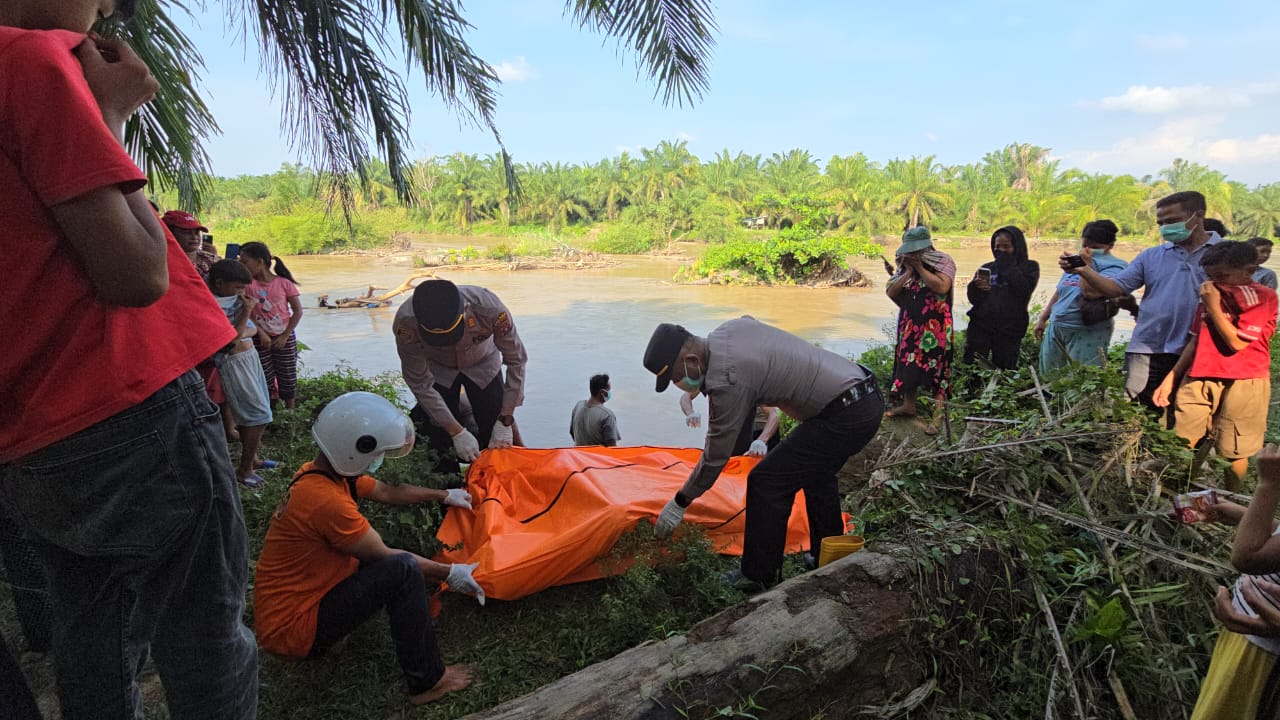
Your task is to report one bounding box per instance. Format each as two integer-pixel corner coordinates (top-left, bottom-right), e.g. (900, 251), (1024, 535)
(1154, 241), (1278, 490)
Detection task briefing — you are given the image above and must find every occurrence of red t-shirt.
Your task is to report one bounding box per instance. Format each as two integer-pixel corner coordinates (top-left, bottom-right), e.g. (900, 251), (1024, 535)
(0, 28), (234, 462)
(1188, 282), (1278, 380)
(254, 464), (376, 657)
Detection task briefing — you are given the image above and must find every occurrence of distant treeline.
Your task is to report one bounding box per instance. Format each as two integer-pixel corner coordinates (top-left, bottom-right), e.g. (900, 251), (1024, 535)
(158, 142), (1280, 256)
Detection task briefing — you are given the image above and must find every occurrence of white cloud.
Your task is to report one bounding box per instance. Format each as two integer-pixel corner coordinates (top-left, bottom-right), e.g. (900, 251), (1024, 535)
(1063, 114), (1280, 181)
(614, 144), (639, 155)
(925, 132), (938, 142)
(676, 131), (696, 142)
(1136, 33), (1189, 51)
(1095, 84), (1254, 114)
(494, 56), (534, 83)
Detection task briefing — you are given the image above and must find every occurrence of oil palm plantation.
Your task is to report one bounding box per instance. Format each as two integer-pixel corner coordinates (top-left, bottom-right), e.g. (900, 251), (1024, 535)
(110, 0), (718, 209)
(885, 155), (951, 228)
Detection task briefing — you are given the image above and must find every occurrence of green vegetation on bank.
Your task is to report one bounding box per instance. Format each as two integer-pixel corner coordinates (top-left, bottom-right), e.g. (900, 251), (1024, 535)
(157, 143), (1280, 260)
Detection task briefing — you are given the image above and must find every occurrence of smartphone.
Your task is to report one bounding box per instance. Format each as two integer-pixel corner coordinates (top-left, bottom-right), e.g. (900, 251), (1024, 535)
(1064, 254), (1087, 269)
(1172, 489), (1219, 524)
(225, 242), (241, 260)
(976, 267), (991, 281)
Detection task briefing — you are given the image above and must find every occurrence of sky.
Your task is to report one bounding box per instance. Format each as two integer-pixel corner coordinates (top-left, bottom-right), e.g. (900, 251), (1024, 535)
(178, 0), (1280, 185)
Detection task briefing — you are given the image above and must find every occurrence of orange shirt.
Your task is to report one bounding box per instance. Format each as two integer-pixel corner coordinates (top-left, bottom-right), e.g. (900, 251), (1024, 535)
(253, 463), (376, 657)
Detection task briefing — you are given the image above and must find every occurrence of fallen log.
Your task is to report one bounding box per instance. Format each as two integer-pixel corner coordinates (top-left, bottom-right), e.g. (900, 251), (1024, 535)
(460, 551), (924, 720)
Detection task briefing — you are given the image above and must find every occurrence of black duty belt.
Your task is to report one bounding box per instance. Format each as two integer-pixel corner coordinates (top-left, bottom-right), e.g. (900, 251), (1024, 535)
(817, 370), (879, 418)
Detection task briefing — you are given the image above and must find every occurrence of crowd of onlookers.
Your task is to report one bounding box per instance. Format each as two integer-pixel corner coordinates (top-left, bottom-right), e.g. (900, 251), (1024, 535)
(884, 190), (1280, 718)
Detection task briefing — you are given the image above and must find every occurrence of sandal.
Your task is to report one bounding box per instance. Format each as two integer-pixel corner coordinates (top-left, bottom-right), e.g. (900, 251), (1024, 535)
(238, 473), (266, 489)
(255, 459), (281, 470)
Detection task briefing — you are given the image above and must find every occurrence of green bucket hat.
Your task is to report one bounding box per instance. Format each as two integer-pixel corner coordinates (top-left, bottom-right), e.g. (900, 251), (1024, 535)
(896, 226), (933, 256)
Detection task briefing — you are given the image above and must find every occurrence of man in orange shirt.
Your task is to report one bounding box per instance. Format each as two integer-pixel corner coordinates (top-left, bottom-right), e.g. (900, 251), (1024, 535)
(254, 392), (482, 704)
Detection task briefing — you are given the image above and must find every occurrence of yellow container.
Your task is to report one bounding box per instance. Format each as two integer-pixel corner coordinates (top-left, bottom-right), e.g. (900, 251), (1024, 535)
(818, 534), (865, 567)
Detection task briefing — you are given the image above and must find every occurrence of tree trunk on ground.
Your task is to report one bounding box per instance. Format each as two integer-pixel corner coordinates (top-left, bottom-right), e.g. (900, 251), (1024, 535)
(460, 552), (925, 720)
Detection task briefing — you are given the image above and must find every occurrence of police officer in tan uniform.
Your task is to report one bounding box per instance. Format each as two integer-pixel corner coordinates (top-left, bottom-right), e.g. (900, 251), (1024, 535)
(394, 280), (527, 474)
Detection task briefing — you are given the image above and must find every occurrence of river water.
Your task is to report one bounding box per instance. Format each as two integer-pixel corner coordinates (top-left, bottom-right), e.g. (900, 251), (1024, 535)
(288, 239), (1148, 448)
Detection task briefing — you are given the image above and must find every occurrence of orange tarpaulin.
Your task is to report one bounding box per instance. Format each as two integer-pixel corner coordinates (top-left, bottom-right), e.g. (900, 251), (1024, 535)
(432, 446), (817, 601)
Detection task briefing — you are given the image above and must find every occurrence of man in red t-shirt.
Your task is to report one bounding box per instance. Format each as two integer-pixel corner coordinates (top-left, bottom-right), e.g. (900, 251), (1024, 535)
(255, 392), (480, 704)
(1154, 241), (1279, 489)
(0, 3), (256, 718)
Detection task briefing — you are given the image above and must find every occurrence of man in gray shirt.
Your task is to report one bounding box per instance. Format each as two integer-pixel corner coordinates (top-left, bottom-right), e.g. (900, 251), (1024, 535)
(643, 318), (883, 590)
(569, 374), (620, 446)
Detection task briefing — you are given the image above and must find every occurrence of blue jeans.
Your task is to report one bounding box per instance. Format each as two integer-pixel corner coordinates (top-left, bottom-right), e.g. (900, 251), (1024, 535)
(0, 371), (258, 719)
(741, 381), (885, 583)
(310, 553), (445, 694)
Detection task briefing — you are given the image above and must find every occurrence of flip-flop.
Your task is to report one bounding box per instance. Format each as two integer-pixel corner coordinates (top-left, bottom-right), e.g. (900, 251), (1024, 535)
(238, 473), (266, 489)
(255, 459), (281, 470)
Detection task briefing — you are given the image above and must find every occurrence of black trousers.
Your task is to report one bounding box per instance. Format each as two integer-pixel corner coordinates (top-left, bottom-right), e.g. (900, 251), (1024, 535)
(741, 383), (885, 584)
(412, 371), (505, 475)
(963, 325), (1022, 370)
(310, 553), (445, 695)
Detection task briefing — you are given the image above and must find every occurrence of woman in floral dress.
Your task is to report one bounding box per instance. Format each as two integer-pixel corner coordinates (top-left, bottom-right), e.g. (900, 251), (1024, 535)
(886, 226), (955, 432)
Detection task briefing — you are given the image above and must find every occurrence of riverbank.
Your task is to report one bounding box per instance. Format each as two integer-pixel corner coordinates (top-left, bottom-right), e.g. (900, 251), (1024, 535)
(7, 330), (1274, 718)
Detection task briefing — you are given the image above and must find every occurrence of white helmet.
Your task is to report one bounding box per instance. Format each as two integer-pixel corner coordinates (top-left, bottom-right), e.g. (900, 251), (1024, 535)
(312, 392), (416, 476)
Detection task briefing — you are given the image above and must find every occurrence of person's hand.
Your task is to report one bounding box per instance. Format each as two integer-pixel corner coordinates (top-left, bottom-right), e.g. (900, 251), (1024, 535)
(271, 334), (289, 349)
(1033, 318), (1048, 342)
(972, 275), (991, 291)
(747, 439), (769, 457)
(1203, 499), (1246, 526)
(240, 290), (259, 310)
(75, 36), (159, 138)
(1257, 444), (1280, 486)
(685, 411), (702, 429)
(1214, 581), (1280, 637)
(451, 429), (480, 462)
(1079, 247), (1094, 265)
(1058, 252), (1080, 274)
(1151, 376), (1175, 408)
(655, 497), (686, 538)
(443, 488), (473, 510)
(445, 563), (485, 606)
(489, 420), (514, 449)
(1199, 280), (1221, 307)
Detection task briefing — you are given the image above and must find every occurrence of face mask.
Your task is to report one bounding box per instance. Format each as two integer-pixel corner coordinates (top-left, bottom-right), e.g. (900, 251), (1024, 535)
(675, 358), (703, 393)
(603, 391), (611, 402)
(1159, 220), (1193, 244)
(366, 455), (384, 474)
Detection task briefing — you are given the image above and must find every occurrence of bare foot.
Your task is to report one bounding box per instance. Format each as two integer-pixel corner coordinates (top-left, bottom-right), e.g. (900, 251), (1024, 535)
(884, 405), (916, 418)
(410, 664), (474, 705)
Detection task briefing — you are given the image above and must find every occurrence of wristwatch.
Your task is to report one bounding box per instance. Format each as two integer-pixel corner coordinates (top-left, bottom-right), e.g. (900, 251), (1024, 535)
(498, 414), (514, 427)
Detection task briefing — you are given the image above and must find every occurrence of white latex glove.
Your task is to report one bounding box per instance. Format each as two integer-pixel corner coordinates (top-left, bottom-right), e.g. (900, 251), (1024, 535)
(748, 439), (769, 457)
(446, 562), (486, 606)
(655, 497), (687, 538)
(489, 419), (514, 449)
(451, 429), (480, 462)
(443, 488), (473, 510)
(685, 411), (702, 429)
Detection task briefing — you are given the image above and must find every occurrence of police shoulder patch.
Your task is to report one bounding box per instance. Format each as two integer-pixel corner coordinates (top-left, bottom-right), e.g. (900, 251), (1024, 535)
(494, 311), (513, 336)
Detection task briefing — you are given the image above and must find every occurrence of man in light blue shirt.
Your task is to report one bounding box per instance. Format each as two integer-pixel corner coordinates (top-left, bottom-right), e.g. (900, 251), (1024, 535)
(1062, 191), (1221, 414)
(1248, 237), (1278, 290)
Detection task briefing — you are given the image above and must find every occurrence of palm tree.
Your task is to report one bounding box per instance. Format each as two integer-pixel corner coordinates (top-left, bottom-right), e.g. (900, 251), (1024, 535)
(1159, 159), (1232, 223)
(999, 163), (1073, 238)
(823, 154), (888, 236)
(1236, 184), (1280, 238)
(1067, 173), (1144, 234)
(762, 149), (820, 197)
(442, 153), (485, 229)
(702, 150), (761, 214)
(944, 163), (1001, 233)
(592, 154), (638, 221)
(982, 143), (1050, 191)
(885, 155), (952, 228)
(109, 1), (719, 209)
(638, 140), (700, 204)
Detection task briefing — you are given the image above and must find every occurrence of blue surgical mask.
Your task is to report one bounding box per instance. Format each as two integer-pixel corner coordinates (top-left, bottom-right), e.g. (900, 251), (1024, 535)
(675, 359), (703, 393)
(1159, 220), (1193, 244)
(366, 455), (384, 474)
